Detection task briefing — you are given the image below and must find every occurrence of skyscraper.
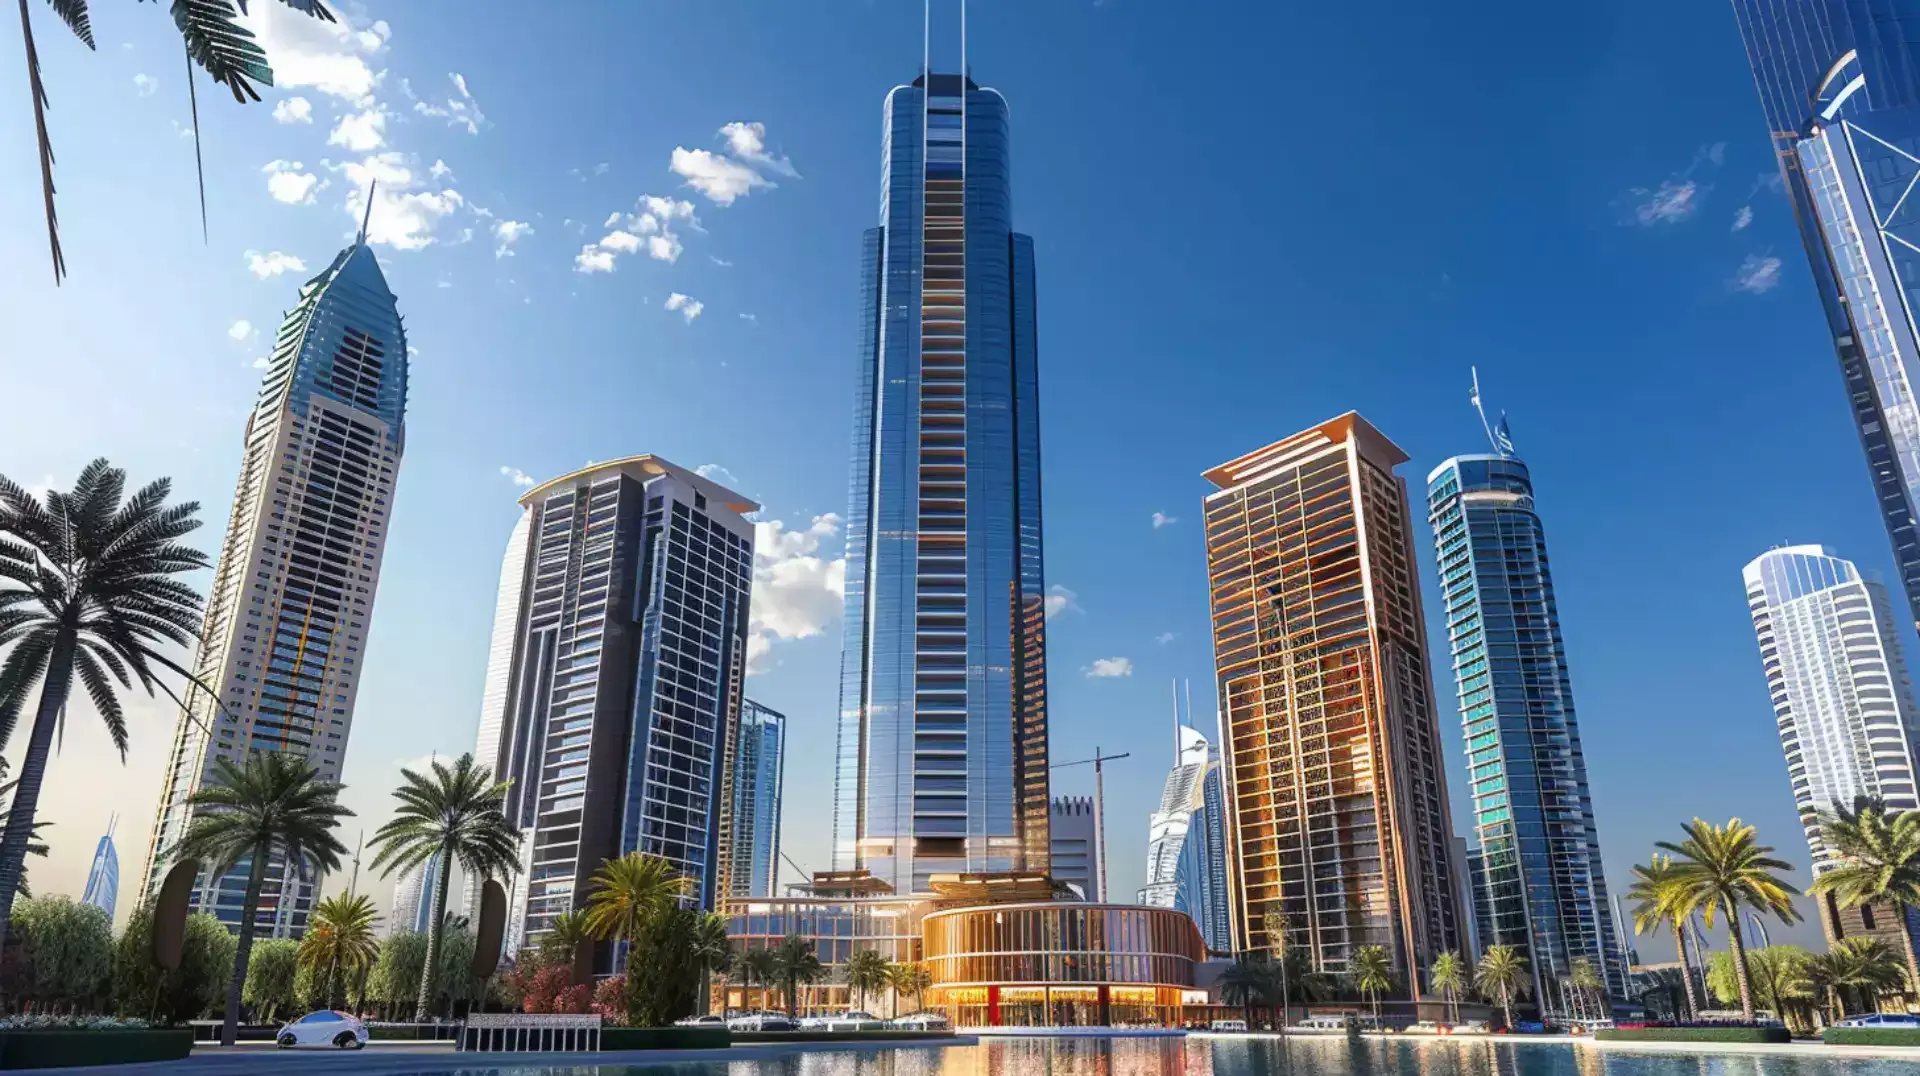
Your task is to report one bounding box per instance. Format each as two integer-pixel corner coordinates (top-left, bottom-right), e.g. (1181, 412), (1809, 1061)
(141, 230), (408, 938)
(468, 512), (533, 951)
(1048, 797), (1098, 901)
(1138, 716), (1231, 953)
(81, 815), (120, 923)
(1731, 3), (1920, 631)
(832, 37), (1050, 894)
(1427, 449), (1626, 1014)
(389, 852), (441, 937)
(487, 457), (755, 965)
(1204, 413), (1463, 977)
(725, 700), (786, 899)
(1743, 546), (1920, 949)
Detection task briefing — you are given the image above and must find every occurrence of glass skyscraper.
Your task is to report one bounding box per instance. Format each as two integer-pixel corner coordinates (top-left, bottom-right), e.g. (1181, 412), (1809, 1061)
(726, 700), (786, 899)
(1731, 2), (1920, 630)
(141, 233), (408, 938)
(1137, 722), (1231, 954)
(485, 457), (757, 967)
(833, 52), (1051, 894)
(1427, 452), (1626, 1016)
(81, 817), (119, 923)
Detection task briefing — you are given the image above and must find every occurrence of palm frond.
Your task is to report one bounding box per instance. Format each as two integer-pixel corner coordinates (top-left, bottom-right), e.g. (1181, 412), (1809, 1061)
(17, 0), (67, 284)
(267, 0), (334, 22)
(43, 0), (91, 45)
(170, 0), (271, 103)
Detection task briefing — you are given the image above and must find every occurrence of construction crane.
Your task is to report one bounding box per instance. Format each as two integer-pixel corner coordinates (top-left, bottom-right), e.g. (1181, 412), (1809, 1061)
(1051, 747), (1130, 901)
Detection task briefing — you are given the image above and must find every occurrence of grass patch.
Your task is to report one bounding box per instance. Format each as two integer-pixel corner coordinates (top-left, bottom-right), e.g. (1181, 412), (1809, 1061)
(1822, 1028), (1920, 1047)
(1596, 1027), (1791, 1044)
(0, 1029), (194, 1069)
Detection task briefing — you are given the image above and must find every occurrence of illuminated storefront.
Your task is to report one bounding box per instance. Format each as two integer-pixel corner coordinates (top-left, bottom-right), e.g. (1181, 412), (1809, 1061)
(921, 903), (1204, 1028)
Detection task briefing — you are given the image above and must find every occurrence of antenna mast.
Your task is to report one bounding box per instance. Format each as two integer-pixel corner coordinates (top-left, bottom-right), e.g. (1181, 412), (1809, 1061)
(358, 180), (377, 243)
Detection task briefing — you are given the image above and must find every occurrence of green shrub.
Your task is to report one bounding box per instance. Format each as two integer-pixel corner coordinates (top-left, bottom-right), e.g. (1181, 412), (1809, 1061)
(1596, 1027), (1791, 1044)
(0, 1029), (194, 1069)
(1822, 1027), (1920, 1046)
(599, 1026), (729, 1051)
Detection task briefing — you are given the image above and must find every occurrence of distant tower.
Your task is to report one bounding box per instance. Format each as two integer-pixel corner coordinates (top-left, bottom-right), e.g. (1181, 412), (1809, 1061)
(467, 512), (533, 952)
(389, 853), (442, 936)
(1138, 684), (1231, 952)
(81, 815), (120, 922)
(725, 700), (786, 899)
(1048, 798), (1098, 901)
(140, 225), (408, 939)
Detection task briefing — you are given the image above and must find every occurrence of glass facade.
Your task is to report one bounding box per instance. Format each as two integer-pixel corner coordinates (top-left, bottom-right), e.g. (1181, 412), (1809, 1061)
(1203, 414), (1462, 979)
(468, 512), (534, 951)
(80, 825), (119, 923)
(1426, 454), (1626, 1017)
(720, 894), (926, 1012)
(141, 238), (408, 938)
(835, 65), (1050, 893)
(1731, 2), (1920, 631)
(492, 458), (756, 969)
(1137, 724), (1232, 954)
(726, 699), (786, 899)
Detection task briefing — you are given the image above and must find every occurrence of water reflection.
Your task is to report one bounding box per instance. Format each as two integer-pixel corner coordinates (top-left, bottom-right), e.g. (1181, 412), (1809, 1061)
(448, 1036), (1918, 1076)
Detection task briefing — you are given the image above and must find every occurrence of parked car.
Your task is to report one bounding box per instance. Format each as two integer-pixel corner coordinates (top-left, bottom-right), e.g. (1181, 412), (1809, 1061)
(1837, 1013), (1920, 1028)
(801, 1010), (884, 1031)
(1405, 1021), (1443, 1035)
(1208, 1019), (1249, 1032)
(1452, 1021), (1490, 1035)
(276, 1010), (368, 1050)
(891, 1012), (953, 1030)
(728, 1011), (800, 1031)
(674, 1014), (728, 1027)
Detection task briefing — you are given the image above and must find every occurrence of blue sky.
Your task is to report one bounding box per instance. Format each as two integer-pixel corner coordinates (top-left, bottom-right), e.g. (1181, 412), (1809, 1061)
(0, 0), (1880, 948)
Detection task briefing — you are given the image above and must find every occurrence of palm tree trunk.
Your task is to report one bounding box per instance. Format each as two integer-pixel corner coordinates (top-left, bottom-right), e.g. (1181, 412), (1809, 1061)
(1501, 987), (1512, 1030)
(1670, 915), (1702, 1019)
(0, 631), (74, 952)
(414, 850), (452, 1022)
(1722, 902), (1756, 1021)
(1899, 903), (1920, 1001)
(223, 845), (272, 1046)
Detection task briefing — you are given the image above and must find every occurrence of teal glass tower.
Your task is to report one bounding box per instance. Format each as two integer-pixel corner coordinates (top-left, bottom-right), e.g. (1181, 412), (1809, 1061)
(1730, 2), (1920, 631)
(833, 30), (1051, 894)
(1427, 432), (1625, 1018)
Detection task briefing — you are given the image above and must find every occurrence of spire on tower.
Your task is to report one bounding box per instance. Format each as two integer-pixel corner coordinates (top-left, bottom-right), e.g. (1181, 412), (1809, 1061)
(359, 180), (377, 244)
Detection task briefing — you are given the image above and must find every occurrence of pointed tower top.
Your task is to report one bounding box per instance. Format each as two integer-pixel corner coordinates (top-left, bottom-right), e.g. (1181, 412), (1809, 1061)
(359, 180), (377, 244)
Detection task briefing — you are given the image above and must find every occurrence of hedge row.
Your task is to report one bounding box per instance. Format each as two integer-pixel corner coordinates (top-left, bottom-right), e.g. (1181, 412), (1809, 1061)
(600, 1027), (731, 1051)
(1822, 1028), (1920, 1047)
(1595, 1027), (1791, 1044)
(0, 1029), (195, 1070)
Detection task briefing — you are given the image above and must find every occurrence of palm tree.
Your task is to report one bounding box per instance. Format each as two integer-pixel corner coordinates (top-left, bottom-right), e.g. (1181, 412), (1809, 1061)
(1350, 945), (1392, 1027)
(539, 910), (591, 975)
(0, 759), (49, 898)
(582, 852), (692, 944)
(0, 462), (210, 949)
(1799, 948), (1852, 1025)
(774, 934), (824, 1018)
(740, 946), (780, 1012)
(14, 0), (338, 283)
(1627, 854), (1703, 1019)
(1658, 818), (1801, 1022)
(1569, 958), (1604, 1024)
(1476, 944), (1530, 1030)
(368, 753), (520, 1022)
(1809, 796), (1920, 997)
(844, 949), (891, 1013)
(889, 962), (932, 1017)
(299, 893), (380, 1010)
(691, 912), (734, 1015)
(166, 751), (351, 1045)
(1218, 957), (1266, 1026)
(1804, 938), (1909, 1020)
(1429, 951), (1467, 1025)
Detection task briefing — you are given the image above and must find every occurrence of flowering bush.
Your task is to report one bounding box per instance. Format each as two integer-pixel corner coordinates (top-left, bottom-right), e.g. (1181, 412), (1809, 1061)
(555, 983), (591, 1015)
(0, 1014), (149, 1030)
(519, 965), (574, 1015)
(592, 975), (627, 1024)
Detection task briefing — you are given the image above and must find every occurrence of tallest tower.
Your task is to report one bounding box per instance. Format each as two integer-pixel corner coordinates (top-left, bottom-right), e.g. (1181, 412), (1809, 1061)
(1730, 3), (1920, 630)
(834, 13), (1050, 894)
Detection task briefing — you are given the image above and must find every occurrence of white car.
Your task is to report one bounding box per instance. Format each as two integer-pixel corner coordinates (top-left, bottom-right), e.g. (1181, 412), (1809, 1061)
(891, 1012), (952, 1030)
(728, 1011), (800, 1031)
(276, 1010), (368, 1050)
(674, 1014), (728, 1027)
(801, 1010), (882, 1031)
(1837, 1013), (1920, 1028)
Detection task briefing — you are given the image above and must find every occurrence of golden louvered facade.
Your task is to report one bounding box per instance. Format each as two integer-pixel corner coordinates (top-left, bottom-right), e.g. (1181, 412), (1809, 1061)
(1203, 413), (1462, 982)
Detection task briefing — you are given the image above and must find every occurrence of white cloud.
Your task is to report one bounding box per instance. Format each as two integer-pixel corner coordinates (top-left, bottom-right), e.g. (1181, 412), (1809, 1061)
(1085, 657), (1134, 679)
(747, 514), (846, 675)
(671, 147), (770, 206)
(244, 250), (306, 278)
(1631, 179), (1699, 225)
(239, 6), (388, 103)
(694, 463), (741, 486)
(263, 159), (323, 204)
(1732, 205), (1753, 232)
(1154, 632), (1177, 645)
(710, 256), (734, 268)
(598, 230), (642, 253)
(718, 121), (799, 177)
(430, 158), (454, 181)
(227, 320), (253, 341)
(414, 72), (485, 134)
(1704, 141), (1727, 167)
(251, 356), (271, 370)
(665, 292), (704, 323)
(328, 107), (388, 152)
(1151, 511), (1177, 529)
(1044, 585), (1080, 620)
(1734, 253), (1783, 294)
(574, 245), (616, 274)
(499, 466), (536, 488)
(340, 152), (465, 250)
(493, 219), (532, 258)
(272, 96), (313, 124)
(739, 313), (758, 324)
(132, 74), (156, 97)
